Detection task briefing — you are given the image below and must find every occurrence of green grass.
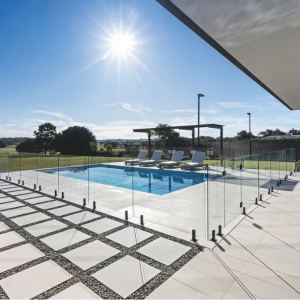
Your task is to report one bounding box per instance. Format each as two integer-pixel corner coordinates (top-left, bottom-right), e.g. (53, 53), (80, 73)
(0, 151), (295, 173)
(0, 145), (16, 152)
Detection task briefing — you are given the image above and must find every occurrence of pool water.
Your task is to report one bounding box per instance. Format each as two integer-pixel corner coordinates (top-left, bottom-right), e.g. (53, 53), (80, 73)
(40, 165), (206, 195)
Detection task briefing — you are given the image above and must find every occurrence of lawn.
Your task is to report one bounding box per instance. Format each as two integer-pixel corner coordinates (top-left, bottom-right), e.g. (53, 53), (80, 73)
(0, 151), (295, 173)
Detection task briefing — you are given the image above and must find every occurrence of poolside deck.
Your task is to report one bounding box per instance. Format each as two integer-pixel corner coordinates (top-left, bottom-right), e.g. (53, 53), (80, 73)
(0, 172), (300, 299)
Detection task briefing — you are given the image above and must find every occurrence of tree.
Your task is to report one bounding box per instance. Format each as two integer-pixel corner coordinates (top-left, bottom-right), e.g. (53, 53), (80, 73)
(54, 126), (96, 155)
(152, 124), (180, 140)
(0, 139), (6, 148)
(105, 144), (113, 153)
(259, 128), (285, 137)
(236, 130), (256, 140)
(34, 123), (57, 154)
(16, 138), (36, 153)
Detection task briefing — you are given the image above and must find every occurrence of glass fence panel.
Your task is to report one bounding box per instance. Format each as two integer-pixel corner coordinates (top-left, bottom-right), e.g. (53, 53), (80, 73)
(242, 155), (259, 209)
(279, 150), (287, 181)
(259, 152), (271, 196)
(207, 159), (224, 239)
(8, 152), (20, 183)
(0, 152), (9, 180)
(287, 148), (295, 175)
(224, 158), (242, 227)
(58, 155), (89, 205)
(131, 152), (207, 241)
(270, 151), (280, 189)
(20, 152), (38, 189)
(88, 155), (133, 213)
(37, 154), (59, 196)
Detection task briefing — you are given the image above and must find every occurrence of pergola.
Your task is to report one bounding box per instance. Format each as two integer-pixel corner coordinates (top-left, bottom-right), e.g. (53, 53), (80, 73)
(133, 124), (224, 157)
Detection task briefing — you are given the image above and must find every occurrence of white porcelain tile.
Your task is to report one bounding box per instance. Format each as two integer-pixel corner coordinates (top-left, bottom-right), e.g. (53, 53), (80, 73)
(0, 243), (44, 273)
(82, 218), (123, 234)
(25, 219), (67, 237)
(139, 238), (190, 265)
(106, 227), (153, 247)
(41, 229), (90, 250)
(93, 256), (159, 298)
(63, 240), (119, 270)
(63, 211), (99, 224)
(0, 231), (25, 249)
(0, 221), (9, 232)
(35, 201), (66, 210)
(50, 282), (101, 299)
(1, 206), (36, 218)
(47, 206), (82, 216)
(12, 212), (50, 226)
(0, 260), (72, 299)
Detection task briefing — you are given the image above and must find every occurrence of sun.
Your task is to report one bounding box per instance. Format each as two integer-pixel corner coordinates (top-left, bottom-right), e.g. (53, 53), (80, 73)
(109, 34), (135, 56)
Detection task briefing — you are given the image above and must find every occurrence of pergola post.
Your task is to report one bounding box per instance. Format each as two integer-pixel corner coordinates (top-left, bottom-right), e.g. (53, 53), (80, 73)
(148, 131), (151, 159)
(192, 128), (195, 148)
(168, 128), (171, 152)
(220, 126), (224, 157)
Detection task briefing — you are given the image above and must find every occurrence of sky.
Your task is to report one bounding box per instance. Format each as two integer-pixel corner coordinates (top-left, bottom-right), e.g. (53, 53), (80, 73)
(1, 0), (300, 140)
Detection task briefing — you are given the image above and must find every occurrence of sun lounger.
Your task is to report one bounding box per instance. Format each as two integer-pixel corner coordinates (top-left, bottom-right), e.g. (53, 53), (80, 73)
(125, 151), (147, 165)
(139, 150), (163, 166)
(159, 151), (184, 168)
(180, 152), (205, 170)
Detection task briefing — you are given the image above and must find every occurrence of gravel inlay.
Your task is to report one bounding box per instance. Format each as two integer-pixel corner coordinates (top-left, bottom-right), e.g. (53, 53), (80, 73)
(0, 180), (202, 299)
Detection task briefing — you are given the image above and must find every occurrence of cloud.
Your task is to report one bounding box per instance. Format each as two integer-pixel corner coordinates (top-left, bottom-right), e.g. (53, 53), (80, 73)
(31, 110), (72, 121)
(121, 103), (151, 114)
(219, 102), (259, 109)
(161, 109), (217, 114)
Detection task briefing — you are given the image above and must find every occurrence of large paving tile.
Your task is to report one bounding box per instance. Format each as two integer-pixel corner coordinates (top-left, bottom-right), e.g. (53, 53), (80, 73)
(232, 271), (299, 299)
(63, 211), (99, 224)
(0, 243), (44, 273)
(222, 285), (252, 299)
(82, 218), (123, 235)
(12, 212), (50, 226)
(0, 222), (9, 232)
(63, 240), (119, 270)
(1, 206), (36, 218)
(50, 282), (101, 299)
(0, 201), (24, 210)
(8, 190), (33, 196)
(25, 219), (67, 237)
(41, 229), (90, 250)
(0, 231), (25, 249)
(240, 261), (297, 293)
(155, 277), (213, 299)
(139, 238), (190, 265)
(172, 266), (230, 299)
(93, 255), (159, 298)
(106, 227), (153, 248)
(35, 201), (66, 210)
(186, 255), (235, 285)
(47, 205), (82, 216)
(17, 193), (44, 200)
(0, 260), (72, 299)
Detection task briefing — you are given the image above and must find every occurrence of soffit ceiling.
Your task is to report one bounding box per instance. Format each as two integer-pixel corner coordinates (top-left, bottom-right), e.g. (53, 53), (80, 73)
(157, 0), (300, 110)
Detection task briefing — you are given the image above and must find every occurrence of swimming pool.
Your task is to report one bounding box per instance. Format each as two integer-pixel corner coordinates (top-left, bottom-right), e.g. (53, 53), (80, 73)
(40, 165), (206, 195)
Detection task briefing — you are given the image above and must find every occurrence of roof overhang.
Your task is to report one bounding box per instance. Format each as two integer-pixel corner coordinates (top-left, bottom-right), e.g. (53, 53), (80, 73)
(156, 0), (300, 110)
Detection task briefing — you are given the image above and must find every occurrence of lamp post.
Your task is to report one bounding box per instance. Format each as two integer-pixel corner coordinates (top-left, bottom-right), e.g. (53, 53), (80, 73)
(247, 112), (251, 134)
(197, 94), (205, 147)
(247, 112), (251, 156)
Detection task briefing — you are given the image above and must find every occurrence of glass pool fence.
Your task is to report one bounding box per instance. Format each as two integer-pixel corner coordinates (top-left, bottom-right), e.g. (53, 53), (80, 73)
(0, 148), (296, 241)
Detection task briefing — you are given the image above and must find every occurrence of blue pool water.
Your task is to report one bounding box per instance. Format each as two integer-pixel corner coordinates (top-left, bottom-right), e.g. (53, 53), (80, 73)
(40, 165), (206, 195)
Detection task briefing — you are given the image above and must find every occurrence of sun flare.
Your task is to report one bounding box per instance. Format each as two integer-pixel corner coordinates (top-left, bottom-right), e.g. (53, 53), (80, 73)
(109, 34), (135, 56)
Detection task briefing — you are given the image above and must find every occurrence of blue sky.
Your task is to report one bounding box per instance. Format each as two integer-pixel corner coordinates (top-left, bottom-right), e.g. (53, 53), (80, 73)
(0, 0), (299, 139)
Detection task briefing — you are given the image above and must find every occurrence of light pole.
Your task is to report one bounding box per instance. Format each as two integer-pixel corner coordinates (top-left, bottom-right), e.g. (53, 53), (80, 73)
(247, 112), (251, 156)
(247, 112), (251, 134)
(197, 94), (205, 147)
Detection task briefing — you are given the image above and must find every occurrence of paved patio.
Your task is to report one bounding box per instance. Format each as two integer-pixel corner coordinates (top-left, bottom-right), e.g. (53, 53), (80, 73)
(1, 171), (300, 299)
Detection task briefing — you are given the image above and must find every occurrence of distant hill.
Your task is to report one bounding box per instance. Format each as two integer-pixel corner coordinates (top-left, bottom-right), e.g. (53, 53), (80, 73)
(0, 137), (29, 145)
